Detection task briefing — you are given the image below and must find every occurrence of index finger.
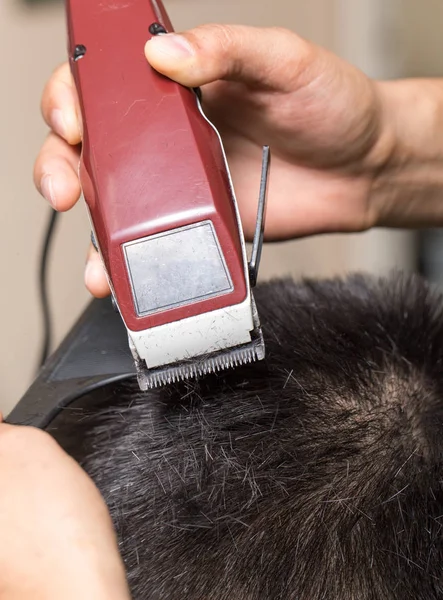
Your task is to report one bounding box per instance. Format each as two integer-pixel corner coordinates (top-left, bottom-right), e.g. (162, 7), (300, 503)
(41, 62), (82, 146)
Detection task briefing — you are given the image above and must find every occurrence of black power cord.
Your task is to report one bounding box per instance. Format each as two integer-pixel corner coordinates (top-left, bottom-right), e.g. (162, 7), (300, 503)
(37, 208), (60, 371)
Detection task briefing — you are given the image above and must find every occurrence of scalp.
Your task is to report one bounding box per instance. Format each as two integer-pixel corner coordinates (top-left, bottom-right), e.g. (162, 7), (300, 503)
(50, 272), (443, 599)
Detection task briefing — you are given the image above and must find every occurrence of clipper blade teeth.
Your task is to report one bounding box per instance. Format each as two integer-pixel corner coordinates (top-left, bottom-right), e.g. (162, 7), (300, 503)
(136, 337), (264, 391)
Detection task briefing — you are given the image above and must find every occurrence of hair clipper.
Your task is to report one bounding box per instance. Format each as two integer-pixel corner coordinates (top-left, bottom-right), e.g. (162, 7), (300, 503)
(66, 0), (269, 390)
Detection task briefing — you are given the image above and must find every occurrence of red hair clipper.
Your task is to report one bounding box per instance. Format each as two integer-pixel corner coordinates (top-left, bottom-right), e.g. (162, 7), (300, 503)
(66, 0), (269, 389)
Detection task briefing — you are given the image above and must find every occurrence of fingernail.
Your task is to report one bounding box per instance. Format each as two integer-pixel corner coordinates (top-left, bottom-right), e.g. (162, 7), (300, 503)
(51, 109), (67, 139)
(40, 174), (57, 209)
(147, 33), (194, 58)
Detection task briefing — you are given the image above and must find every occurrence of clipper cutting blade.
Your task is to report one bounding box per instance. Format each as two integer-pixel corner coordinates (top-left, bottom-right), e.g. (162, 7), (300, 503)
(133, 327), (264, 390)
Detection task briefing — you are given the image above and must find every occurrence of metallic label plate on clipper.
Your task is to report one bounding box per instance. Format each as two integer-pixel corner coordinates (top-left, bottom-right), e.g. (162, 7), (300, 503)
(124, 221), (233, 317)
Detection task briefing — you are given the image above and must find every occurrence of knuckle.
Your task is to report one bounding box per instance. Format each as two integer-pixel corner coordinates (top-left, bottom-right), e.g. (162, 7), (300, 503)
(191, 23), (237, 58)
(272, 29), (317, 87)
(51, 62), (72, 87)
(33, 134), (54, 180)
(33, 159), (42, 187)
(210, 23), (236, 48)
(41, 65), (72, 122)
(268, 26), (295, 38)
(41, 81), (58, 121)
(283, 28), (312, 65)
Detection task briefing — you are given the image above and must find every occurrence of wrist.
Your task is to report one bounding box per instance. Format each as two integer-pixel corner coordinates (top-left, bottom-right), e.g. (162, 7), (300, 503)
(376, 79), (443, 166)
(368, 78), (443, 228)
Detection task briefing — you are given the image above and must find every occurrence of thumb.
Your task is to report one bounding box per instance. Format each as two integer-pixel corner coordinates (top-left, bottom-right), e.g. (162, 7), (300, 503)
(144, 24), (313, 89)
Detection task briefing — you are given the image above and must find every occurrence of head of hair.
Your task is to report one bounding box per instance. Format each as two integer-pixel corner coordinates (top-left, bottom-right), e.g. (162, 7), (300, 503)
(49, 272), (443, 600)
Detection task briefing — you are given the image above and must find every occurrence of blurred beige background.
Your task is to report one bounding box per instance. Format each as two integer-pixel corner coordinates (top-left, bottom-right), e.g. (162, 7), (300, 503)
(1, 0), (442, 414)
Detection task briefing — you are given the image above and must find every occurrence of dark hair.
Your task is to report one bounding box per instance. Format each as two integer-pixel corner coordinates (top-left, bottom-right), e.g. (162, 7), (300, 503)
(49, 273), (443, 599)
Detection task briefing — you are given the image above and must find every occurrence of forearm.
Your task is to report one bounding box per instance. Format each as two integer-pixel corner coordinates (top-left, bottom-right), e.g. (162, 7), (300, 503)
(372, 78), (443, 228)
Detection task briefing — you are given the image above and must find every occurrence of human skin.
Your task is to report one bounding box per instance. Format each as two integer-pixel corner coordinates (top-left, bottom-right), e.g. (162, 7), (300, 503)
(0, 423), (131, 600)
(19, 24), (443, 595)
(33, 24), (443, 297)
